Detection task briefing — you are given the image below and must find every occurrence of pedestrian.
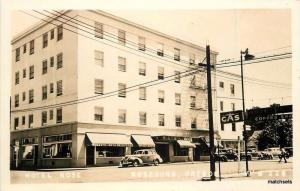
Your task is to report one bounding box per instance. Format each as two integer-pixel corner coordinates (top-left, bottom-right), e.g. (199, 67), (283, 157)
(279, 147), (287, 163)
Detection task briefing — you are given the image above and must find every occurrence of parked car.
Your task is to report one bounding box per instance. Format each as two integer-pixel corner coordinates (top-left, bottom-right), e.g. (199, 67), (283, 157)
(258, 151), (273, 160)
(119, 149), (163, 167)
(215, 149), (238, 162)
(264, 147), (281, 157)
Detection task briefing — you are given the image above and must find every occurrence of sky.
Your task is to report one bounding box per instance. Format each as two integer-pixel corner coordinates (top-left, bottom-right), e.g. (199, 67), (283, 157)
(11, 9), (292, 109)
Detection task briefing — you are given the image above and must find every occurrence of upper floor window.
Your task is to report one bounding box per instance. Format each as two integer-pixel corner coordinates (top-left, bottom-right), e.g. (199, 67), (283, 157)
(57, 53), (63, 69)
(23, 69), (26, 78)
(29, 65), (34, 79)
(22, 92), (26, 101)
(50, 56), (54, 67)
(43, 33), (48, 48)
(50, 83), (54, 94)
(157, 43), (164, 56)
(95, 50), (104, 66)
(29, 40), (34, 55)
(94, 106), (103, 121)
(16, 48), (20, 62)
(42, 60), (48, 74)
(94, 22), (103, 39)
(22, 116), (25, 125)
(139, 62), (146, 76)
(139, 87), (146, 100)
(94, 79), (104, 94)
(15, 72), (19, 85)
(50, 29), (54, 40)
(220, 101), (224, 111)
(158, 90), (165, 103)
(138, 36), (145, 51)
(174, 71), (180, 83)
(118, 109), (126, 123)
(14, 117), (19, 130)
(15, 94), (19, 107)
(175, 93), (181, 105)
(56, 108), (62, 123)
(56, 80), (63, 96)
(42, 85), (47, 100)
(23, 44), (26, 54)
(28, 114), (33, 128)
(118, 57), (126, 72)
(232, 123), (236, 131)
(231, 103), (235, 111)
(230, 84), (235, 95)
(190, 96), (196, 108)
(158, 114), (165, 126)
(219, 81), (224, 88)
(174, 48), (180, 61)
(189, 53), (195, 65)
(118, 83), (126, 98)
(57, 25), (63, 41)
(118, 30), (126, 45)
(139, 112), (147, 125)
(29, 89), (34, 104)
(158, 66), (164, 80)
(175, 115), (181, 127)
(41, 111), (47, 126)
(191, 118), (197, 129)
(49, 110), (54, 120)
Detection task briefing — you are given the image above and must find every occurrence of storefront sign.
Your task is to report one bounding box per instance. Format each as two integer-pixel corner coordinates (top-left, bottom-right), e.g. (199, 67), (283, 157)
(254, 113), (292, 122)
(220, 110), (243, 124)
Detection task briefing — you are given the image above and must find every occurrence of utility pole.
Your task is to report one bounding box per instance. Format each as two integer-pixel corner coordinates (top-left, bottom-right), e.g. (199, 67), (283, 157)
(206, 45), (216, 180)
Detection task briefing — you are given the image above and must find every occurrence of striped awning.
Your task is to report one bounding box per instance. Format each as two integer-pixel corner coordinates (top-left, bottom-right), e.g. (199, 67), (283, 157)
(177, 140), (196, 148)
(131, 135), (155, 148)
(86, 133), (132, 147)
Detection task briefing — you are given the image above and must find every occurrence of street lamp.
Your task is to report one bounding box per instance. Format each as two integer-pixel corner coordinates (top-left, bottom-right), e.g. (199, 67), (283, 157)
(240, 48), (254, 177)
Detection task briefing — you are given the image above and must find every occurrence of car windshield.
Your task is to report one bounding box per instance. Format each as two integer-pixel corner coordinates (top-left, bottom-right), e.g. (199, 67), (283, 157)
(134, 151), (143, 155)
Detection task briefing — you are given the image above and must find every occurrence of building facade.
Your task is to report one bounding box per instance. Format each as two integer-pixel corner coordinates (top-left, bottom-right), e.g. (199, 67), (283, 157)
(215, 73), (244, 149)
(10, 10), (218, 169)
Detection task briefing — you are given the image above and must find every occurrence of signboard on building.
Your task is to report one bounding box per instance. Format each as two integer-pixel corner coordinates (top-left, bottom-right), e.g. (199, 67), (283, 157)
(246, 105), (292, 122)
(220, 110), (243, 124)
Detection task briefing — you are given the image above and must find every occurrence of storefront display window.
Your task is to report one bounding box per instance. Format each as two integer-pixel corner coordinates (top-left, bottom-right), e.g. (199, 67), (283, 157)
(96, 146), (125, 157)
(173, 143), (189, 156)
(42, 134), (72, 159)
(22, 145), (34, 159)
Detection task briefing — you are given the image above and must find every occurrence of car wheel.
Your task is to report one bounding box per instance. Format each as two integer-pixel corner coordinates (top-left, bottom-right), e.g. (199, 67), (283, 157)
(154, 159), (159, 166)
(133, 160), (140, 167)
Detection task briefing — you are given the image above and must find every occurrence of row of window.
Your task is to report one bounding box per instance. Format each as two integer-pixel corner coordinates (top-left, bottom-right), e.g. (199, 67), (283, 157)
(219, 101), (235, 112)
(15, 25), (63, 62)
(13, 108), (62, 130)
(94, 107), (199, 129)
(219, 81), (235, 95)
(15, 53), (63, 85)
(93, 22), (198, 64)
(95, 79), (204, 108)
(14, 81), (63, 107)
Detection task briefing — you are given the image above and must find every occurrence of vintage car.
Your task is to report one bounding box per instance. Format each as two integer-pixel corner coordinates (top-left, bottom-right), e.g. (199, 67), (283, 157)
(258, 151), (273, 160)
(119, 149), (163, 167)
(284, 147), (293, 157)
(214, 149), (238, 162)
(264, 147), (281, 157)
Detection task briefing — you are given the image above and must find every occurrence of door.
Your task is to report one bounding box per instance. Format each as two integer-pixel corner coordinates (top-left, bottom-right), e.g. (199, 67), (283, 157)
(155, 143), (169, 163)
(33, 145), (38, 168)
(86, 146), (95, 166)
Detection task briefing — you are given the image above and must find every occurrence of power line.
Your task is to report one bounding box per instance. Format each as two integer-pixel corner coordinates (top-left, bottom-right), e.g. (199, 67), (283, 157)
(11, 68), (201, 113)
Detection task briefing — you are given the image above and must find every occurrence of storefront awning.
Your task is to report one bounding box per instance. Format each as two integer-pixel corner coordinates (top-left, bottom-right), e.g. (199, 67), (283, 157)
(86, 133), (132, 147)
(131, 135), (155, 148)
(177, 140), (196, 148)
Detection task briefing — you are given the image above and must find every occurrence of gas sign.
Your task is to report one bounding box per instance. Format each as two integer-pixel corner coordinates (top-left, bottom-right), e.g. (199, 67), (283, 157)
(220, 110), (244, 124)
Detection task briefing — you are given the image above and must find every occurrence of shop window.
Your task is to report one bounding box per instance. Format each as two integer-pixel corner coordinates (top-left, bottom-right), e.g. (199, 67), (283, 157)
(96, 146), (125, 157)
(173, 143), (189, 156)
(22, 145), (34, 160)
(43, 142), (72, 158)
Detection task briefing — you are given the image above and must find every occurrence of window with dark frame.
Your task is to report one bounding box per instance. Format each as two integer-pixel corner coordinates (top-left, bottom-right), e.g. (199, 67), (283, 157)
(29, 89), (34, 103)
(191, 118), (197, 129)
(15, 94), (19, 107)
(50, 83), (54, 93)
(232, 123), (236, 131)
(42, 111), (47, 126)
(57, 25), (63, 41)
(118, 30), (126, 45)
(94, 22), (103, 39)
(22, 92), (26, 101)
(190, 96), (196, 108)
(50, 56), (54, 67)
(29, 40), (34, 55)
(28, 114), (33, 128)
(158, 114), (165, 126)
(42, 33), (48, 48)
(29, 65), (34, 79)
(15, 72), (19, 85)
(49, 110), (54, 120)
(14, 118), (19, 130)
(220, 101), (224, 111)
(175, 93), (181, 105)
(174, 71), (180, 83)
(23, 44), (26, 53)
(95, 50), (104, 66)
(50, 29), (54, 40)
(57, 53), (63, 69)
(16, 48), (20, 62)
(56, 108), (62, 123)
(23, 69), (26, 78)
(118, 109), (126, 123)
(219, 81), (224, 88)
(158, 90), (164, 103)
(118, 57), (126, 72)
(94, 107), (103, 121)
(56, 80), (63, 96)
(138, 36), (146, 51)
(42, 60), (47, 74)
(139, 112), (147, 125)
(22, 116), (25, 125)
(175, 115), (181, 127)
(42, 85), (47, 100)
(118, 83), (126, 98)
(139, 62), (146, 76)
(189, 54), (195, 65)
(157, 43), (164, 56)
(174, 48), (180, 61)
(221, 123), (224, 131)
(230, 84), (235, 95)
(158, 66), (164, 80)
(95, 79), (104, 94)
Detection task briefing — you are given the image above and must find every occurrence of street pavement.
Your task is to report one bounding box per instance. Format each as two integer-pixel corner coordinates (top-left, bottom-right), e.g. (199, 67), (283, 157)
(10, 158), (293, 183)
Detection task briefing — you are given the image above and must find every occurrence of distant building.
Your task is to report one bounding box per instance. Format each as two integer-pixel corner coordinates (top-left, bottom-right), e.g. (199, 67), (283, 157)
(10, 10), (218, 168)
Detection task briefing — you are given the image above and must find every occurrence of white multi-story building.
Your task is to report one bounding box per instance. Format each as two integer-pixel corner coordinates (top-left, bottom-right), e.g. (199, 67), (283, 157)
(216, 73), (244, 149)
(11, 10), (218, 168)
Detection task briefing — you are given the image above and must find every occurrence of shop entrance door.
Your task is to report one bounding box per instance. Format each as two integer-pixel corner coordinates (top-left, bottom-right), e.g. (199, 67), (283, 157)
(155, 143), (169, 163)
(86, 146), (95, 166)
